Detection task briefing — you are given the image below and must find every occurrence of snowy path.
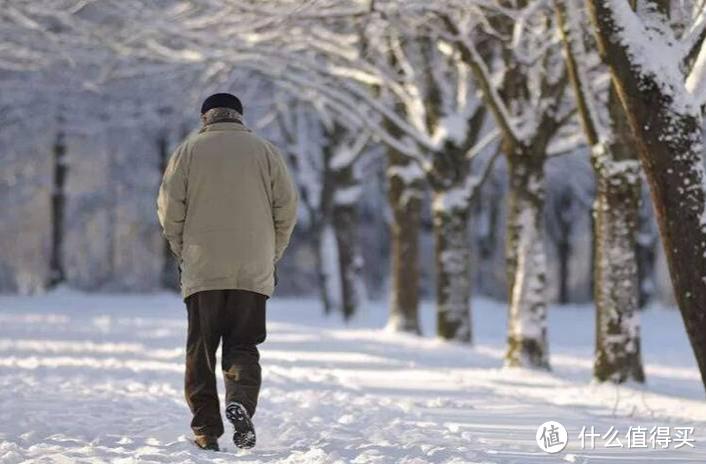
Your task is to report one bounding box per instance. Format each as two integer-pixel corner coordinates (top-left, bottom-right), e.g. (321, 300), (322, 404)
(1, 292), (706, 463)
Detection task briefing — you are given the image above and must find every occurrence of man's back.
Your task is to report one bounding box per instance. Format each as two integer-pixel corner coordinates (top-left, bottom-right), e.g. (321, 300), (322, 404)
(186, 123), (273, 236)
(158, 119), (298, 299)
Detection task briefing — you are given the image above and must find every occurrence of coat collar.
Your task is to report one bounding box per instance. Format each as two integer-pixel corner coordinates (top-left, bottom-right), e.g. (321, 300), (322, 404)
(200, 121), (251, 133)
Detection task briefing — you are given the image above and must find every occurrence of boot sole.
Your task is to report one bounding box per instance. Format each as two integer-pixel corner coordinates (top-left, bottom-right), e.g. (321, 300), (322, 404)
(225, 404), (256, 449)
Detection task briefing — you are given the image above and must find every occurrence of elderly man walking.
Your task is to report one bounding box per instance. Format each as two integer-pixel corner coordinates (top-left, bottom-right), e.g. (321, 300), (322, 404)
(157, 93), (298, 451)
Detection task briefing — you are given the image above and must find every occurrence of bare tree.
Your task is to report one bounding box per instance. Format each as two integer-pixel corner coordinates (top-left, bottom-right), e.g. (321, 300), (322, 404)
(385, 120), (425, 334)
(555, 0), (645, 382)
(586, 0), (706, 389)
(48, 117), (67, 288)
(325, 123), (369, 319)
(277, 101), (369, 318)
(435, 1), (571, 367)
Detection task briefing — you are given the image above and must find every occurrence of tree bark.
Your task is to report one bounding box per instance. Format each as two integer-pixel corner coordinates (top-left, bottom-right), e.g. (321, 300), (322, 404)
(557, 239), (570, 304)
(593, 87), (645, 383)
(636, 196), (658, 308)
(553, 187), (573, 304)
(427, 133), (480, 343)
(433, 190), (472, 342)
(48, 129), (67, 289)
(505, 152), (550, 369)
(331, 182), (364, 320)
(329, 134), (365, 320)
(588, 0), (706, 389)
(592, 153), (645, 382)
(386, 150), (423, 334)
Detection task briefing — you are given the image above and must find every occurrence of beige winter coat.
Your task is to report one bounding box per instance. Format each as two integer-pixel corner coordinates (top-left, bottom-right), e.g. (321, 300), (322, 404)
(157, 121), (298, 299)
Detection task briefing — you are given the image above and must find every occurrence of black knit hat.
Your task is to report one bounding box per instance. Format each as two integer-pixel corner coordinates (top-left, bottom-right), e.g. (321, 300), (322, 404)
(200, 93), (243, 115)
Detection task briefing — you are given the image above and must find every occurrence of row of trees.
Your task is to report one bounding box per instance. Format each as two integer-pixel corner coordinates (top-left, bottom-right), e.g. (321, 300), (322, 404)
(3, 0), (706, 390)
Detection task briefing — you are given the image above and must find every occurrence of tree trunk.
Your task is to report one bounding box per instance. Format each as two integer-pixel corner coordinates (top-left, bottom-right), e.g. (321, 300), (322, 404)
(313, 224), (334, 314)
(636, 195), (658, 308)
(553, 185), (574, 305)
(555, 0), (645, 382)
(331, 202), (364, 320)
(557, 237), (571, 304)
(281, 123), (336, 316)
(588, 0), (706, 390)
(592, 87), (645, 383)
(505, 152), (549, 369)
(592, 154), (645, 382)
(554, 188), (573, 304)
(48, 129), (67, 289)
(433, 191), (472, 343)
(158, 134), (179, 291)
(331, 163), (365, 320)
(386, 151), (423, 334)
(546, 186), (573, 304)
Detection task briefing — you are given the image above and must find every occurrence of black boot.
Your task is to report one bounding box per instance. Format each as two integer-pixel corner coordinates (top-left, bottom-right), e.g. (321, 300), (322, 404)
(193, 435), (220, 451)
(225, 402), (256, 449)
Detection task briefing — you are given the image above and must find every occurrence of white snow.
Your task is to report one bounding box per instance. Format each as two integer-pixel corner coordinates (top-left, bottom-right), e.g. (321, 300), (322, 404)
(432, 185), (470, 214)
(1, 290), (706, 463)
(432, 113), (468, 147)
(328, 146), (357, 171)
(606, 0), (699, 116)
(685, 41), (706, 105)
(685, 11), (706, 106)
(333, 185), (363, 206)
(386, 162), (425, 187)
(320, 224), (341, 311)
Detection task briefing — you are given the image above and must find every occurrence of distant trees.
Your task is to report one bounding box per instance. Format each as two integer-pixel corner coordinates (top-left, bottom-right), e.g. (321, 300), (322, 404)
(48, 122), (68, 289)
(276, 102), (369, 318)
(325, 124), (369, 319)
(156, 131), (180, 291)
(544, 173), (591, 305)
(636, 194), (659, 308)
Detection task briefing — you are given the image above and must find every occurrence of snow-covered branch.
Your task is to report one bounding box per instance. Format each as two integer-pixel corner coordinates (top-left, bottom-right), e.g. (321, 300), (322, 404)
(436, 13), (520, 147)
(554, 0), (605, 145)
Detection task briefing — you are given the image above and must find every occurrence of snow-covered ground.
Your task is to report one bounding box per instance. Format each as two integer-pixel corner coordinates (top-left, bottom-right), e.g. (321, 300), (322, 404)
(1, 290), (705, 463)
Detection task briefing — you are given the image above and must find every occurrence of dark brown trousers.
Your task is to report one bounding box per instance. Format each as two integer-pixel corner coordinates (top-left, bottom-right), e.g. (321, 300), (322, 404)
(184, 289), (267, 438)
